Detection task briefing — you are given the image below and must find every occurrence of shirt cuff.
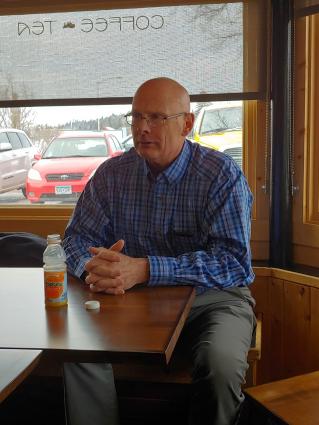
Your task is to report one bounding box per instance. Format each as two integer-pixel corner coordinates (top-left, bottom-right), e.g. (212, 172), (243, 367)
(80, 271), (88, 282)
(147, 255), (176, 286)
(73, 259), (89, 281)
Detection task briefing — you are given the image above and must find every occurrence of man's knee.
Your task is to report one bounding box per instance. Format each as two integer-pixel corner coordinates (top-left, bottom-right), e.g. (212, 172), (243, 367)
(191, 343), (248, 388)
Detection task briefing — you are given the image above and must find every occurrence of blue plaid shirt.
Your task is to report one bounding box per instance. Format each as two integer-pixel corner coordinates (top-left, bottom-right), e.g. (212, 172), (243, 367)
(63, 140), (254, 294)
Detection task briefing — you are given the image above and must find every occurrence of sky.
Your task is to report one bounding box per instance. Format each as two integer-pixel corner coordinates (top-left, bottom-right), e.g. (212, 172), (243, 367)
(32, 104), (131, 126)
(32, 103), (199, 127)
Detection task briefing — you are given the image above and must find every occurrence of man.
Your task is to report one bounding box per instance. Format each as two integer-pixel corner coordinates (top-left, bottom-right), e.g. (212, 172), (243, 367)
(63, 77), (255, 425)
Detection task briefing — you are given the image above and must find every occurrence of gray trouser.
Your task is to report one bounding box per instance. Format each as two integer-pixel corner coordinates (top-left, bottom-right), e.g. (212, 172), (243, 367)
(63, 363), (120, 425)
(63, 286), (255, 425)
(181, 286), (256, 425)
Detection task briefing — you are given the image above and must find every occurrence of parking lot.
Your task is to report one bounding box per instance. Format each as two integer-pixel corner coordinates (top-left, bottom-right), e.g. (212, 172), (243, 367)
(0, 190), (75, 205)
(0, 190), (29, 204)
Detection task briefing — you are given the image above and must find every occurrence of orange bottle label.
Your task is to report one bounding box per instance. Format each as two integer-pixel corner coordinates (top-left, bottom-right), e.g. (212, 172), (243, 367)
(44, 271), (67, 306)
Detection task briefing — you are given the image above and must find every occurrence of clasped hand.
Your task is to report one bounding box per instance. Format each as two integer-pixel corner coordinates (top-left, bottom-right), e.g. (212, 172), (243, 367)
(84, 239), (149, 295)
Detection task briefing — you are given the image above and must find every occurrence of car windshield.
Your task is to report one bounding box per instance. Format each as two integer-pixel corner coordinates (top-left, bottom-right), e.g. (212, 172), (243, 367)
(43, 137), (108, 158)
(200, 107), (242, 135)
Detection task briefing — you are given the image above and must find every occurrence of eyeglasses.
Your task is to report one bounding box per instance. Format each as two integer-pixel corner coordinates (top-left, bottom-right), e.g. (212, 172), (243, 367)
(125, 112), (186, 128)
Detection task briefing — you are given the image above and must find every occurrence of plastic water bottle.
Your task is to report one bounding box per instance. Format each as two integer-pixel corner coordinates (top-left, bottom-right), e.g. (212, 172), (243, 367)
(43, 234), (68, 307)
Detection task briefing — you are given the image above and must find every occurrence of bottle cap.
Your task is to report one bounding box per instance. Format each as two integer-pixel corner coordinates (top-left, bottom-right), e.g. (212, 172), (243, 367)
(47, 234), (61, 244)
(84, 300), (100, 310)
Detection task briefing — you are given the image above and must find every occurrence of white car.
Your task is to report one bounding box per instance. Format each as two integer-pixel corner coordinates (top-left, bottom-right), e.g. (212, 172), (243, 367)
(0, 128), (38, 196)
(121, 134), (134, 152)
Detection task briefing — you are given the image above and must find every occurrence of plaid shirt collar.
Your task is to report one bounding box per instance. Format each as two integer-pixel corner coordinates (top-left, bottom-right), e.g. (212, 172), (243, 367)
(142, 139), (191, 185)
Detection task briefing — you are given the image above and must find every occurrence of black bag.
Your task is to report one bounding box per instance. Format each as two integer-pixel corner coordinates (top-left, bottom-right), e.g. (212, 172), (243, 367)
(0, 232), (46, 267)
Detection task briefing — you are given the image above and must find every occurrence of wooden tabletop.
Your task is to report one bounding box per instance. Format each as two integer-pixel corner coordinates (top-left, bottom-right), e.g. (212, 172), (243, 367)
(245, 371), (319, 425)
(0, 268), (195, 364)
(0, 349), (42, 403)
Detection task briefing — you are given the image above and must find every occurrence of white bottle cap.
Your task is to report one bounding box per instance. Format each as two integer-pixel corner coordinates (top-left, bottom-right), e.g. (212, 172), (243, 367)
(84, 300), (100, 310)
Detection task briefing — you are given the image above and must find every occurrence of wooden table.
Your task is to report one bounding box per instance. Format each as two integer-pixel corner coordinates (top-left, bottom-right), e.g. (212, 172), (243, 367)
(0, 349), (42, 403)
(0, 268), (195, 365)
(245, 371), (319, 425)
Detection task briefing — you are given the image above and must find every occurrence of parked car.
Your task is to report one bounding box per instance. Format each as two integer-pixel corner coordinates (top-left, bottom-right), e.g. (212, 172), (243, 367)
(0, 128), (38, 196)
(192, 101), (243, 168)
(121, 134), (134, 152)
(26, 131), (123, 203)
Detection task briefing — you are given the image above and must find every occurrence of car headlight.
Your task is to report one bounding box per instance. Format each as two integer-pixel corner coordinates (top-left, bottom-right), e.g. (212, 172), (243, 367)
(28, 168), (42, 181)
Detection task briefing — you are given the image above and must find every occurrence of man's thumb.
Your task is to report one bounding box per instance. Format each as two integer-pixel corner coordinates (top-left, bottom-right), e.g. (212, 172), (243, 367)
(110, 239), (124, 252)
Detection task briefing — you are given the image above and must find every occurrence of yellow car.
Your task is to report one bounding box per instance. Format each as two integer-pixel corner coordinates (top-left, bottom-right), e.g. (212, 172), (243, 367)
(192, 101), (243, 168)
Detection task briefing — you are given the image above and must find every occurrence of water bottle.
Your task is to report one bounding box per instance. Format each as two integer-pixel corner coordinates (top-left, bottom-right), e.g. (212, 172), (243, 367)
(43, 234), (68, 307)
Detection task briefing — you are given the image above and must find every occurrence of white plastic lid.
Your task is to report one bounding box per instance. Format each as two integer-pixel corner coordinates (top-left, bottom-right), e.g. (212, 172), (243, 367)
(47, 234), (61, 244)
(84, 300), (100, 310)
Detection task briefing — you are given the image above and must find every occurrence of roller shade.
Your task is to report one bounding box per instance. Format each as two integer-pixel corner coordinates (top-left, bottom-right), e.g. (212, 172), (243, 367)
(0, 1), (242, 15)
(0, 1), (269, 105)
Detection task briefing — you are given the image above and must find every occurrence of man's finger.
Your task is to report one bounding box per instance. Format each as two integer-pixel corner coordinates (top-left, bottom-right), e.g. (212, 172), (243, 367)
(89, 280), (125, 295)
(104, 287), (125, 295)
(85, 266), (121, 281)
(88, 247), (121, 262)
(110, 239), (125, 252)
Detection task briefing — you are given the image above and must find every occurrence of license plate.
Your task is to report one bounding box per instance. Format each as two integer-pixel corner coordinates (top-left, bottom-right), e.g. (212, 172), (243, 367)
(55, 185), (72, 195)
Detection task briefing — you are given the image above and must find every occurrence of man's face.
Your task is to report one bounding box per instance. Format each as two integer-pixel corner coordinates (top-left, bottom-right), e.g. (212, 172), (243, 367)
(131, 81), (193, 174)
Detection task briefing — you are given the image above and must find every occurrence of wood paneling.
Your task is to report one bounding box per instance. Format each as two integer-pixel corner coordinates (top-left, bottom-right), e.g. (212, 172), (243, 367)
(310, 287), (319, 370)
(283, 281), (311, 378)
(252, 268), (319, 385)
(269, 278), (284, 380)
(250, 274), (270, 384)
(0, 206), (71, 238)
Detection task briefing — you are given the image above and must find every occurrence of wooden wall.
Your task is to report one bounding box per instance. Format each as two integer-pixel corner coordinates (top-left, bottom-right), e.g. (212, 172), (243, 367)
(252, 268), (319, 385)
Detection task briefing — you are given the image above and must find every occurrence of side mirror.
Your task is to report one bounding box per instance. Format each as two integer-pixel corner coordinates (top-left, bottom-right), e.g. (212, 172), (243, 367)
(0, 142), (12, 153)
(34, 153), (42, 161)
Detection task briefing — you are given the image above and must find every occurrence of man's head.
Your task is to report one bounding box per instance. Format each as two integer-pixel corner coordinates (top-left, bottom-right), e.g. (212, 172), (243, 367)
(130, 77), (194, 174)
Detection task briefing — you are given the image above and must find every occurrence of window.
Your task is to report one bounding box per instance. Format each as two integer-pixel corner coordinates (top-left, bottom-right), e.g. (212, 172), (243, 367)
(7, 132), (23, 150)
(0, 133), (10, 144)
(293, 12), (319, 267)
(0, 1), (270, 261)
(200, 106), (242, 136)
(18, 133), (32, 148)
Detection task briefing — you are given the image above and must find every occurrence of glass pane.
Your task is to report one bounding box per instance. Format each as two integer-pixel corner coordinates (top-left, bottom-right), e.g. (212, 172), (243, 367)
(7, 132), (23, 149)
(0, 101), (243, 206)
(191, 101), (243, 169)
(0, 132), (10, 144)
(0, 104), (130, 205)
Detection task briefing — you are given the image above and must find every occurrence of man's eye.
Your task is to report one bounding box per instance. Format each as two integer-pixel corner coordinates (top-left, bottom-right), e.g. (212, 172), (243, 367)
(149, 114), (162, 121)
(132, 113), (142, 120)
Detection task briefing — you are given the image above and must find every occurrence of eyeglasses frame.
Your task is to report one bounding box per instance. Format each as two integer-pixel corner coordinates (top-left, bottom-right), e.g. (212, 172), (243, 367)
(125, 112), (186, 127)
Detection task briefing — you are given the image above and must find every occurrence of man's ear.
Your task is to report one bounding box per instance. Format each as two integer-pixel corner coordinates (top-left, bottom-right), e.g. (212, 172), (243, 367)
(181, 113), (195, 137)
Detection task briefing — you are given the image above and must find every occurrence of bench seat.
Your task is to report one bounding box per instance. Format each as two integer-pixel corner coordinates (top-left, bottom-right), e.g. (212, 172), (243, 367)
(244, 370), (319, 425)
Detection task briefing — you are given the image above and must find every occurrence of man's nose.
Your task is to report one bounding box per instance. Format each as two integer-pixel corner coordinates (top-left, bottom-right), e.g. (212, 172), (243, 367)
(137, 117), (151, 132)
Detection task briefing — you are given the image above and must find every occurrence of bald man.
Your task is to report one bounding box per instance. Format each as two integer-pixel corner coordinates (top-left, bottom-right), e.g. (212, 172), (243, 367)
(63, 77), (255, 425)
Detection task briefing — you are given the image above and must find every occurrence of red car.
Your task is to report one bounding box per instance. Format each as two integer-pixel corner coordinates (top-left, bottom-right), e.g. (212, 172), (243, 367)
(26, 131), (123, 203)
